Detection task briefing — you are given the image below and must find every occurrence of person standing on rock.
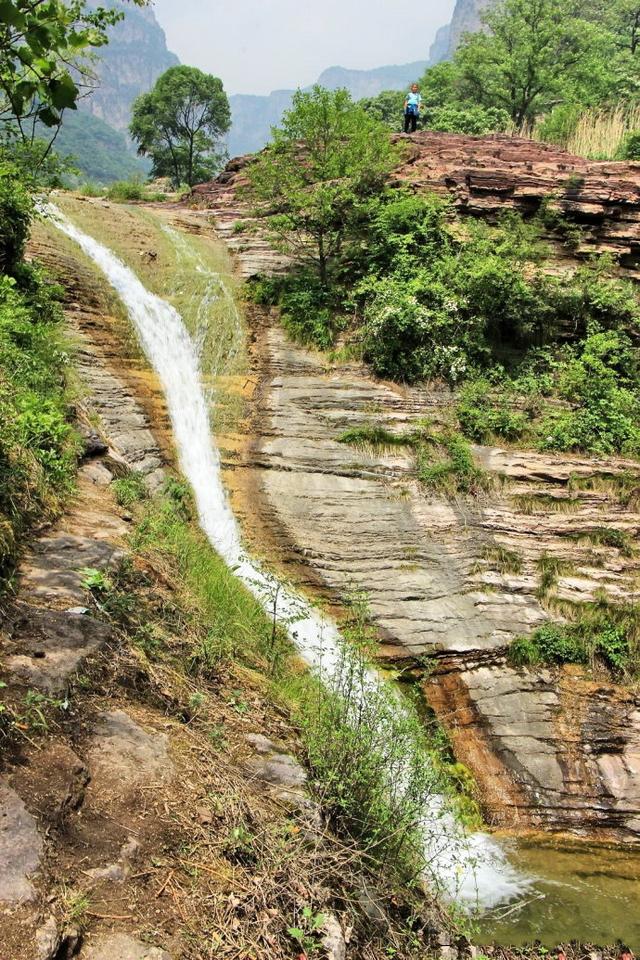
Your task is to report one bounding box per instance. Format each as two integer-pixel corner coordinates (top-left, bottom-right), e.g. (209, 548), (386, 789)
(403, 83), (422, 134)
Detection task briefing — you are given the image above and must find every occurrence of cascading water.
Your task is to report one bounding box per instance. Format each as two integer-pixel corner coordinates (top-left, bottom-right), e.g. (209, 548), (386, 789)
(48, 204), (529, 911)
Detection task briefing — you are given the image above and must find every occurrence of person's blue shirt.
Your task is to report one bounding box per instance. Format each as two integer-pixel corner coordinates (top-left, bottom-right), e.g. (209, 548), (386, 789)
(406, 91), (422, 114)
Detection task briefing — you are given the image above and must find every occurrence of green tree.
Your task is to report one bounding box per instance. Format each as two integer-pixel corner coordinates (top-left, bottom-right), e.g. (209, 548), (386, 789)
(130, 65), (230, 187)
(0, 1), (146, 151)
(359, 90), (404, 130)
(454, 0), (608, 127)
(248, 86), (398, 287)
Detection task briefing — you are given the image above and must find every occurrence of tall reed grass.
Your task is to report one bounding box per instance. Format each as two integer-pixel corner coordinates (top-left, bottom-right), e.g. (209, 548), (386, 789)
(523, 104), (640, 160)
(565, 105), (640, 160)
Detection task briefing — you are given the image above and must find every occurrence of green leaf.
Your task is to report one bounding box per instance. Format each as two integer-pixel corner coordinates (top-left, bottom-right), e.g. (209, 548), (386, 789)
(48, 74), (79, 110)
(0, 0), (26, 28)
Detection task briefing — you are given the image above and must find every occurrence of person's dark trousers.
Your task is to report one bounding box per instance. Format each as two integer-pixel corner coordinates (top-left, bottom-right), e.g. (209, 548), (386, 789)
(404, 111), (418, 133)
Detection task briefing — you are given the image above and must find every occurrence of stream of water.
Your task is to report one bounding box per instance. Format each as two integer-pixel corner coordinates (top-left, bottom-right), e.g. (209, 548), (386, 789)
(48, 204), (530, 913)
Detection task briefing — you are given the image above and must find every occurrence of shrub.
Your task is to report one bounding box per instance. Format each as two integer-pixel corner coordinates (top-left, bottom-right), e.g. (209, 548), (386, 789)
(416, 433), (491, 497)
(0, 265), (76, 579)
(106, 179), (145, 202)
(0, 170), (33, 273)
(510, 600), (640, 681)
(294, 595), (442, 881)
(280, 279), (340, 350)
(617, 131), (640, 161)
(541, 332), (640, 456)
(362, 269), (482, 383)
(457, 379), (528, 443)
(509, 624), (588, 667)
(428, 104), (510, 135)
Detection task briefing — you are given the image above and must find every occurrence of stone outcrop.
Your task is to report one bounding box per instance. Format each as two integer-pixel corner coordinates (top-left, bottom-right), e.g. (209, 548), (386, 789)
(196, 134), (640, 281)
(195, 146), (640, 840)
(393, 132), (640, 275)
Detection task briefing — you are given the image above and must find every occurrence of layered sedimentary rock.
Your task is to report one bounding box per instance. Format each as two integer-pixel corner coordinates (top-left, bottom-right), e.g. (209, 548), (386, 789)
(393, 132), (640, 275)
(198, 135), (640, 839)
(196, 134), (640, 279)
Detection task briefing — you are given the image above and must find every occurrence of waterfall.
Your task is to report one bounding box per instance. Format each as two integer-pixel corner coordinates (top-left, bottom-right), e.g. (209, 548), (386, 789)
(48, 204), (529, 910)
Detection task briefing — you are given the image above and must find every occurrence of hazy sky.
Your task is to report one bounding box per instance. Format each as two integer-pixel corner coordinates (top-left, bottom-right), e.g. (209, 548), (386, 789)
(153, 0), (456, 96)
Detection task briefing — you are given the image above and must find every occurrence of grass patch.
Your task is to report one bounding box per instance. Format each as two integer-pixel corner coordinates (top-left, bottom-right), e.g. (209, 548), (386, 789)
(111, 471), (148, 508)
(569, 526), (634, 557)
(536, 553), (574, 597)
(568, 471), (640, 511)
(337, 424), (411, 453)
(480, 545), (523, 576)
(511, 493), (581, 515)
(509, 597), (640, 681)
(417, 433), (491, 497)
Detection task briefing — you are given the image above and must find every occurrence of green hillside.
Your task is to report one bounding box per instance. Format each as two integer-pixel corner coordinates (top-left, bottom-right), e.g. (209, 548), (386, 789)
(53, 110), (149, 184)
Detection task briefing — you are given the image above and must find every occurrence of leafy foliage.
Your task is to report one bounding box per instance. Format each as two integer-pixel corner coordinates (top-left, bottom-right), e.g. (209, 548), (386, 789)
(0, 0), (147, 174)
(248, 87), (399, 287)
(130, 65), (230, 187)
(294, 594), (442, 883)
(510, 599), (640, 680)
(0, 187), (76, 578)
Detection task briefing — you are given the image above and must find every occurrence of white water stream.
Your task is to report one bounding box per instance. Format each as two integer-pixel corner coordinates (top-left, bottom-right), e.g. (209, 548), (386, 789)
(49, 205), (530, 911)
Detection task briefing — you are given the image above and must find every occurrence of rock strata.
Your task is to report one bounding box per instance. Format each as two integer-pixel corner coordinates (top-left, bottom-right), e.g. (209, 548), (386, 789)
(197, 155), (640, 839)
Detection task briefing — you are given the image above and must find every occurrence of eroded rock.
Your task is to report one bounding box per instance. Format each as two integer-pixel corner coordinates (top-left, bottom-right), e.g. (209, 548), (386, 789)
(80, 933), (171, 960)
(4, 603), (112, 693)
(0, 781), (42, 904)
(88, 710), (173, 789)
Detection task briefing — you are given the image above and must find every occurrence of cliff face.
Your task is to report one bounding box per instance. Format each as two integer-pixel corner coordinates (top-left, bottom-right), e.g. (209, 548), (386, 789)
(194, 135), (640, 842)
(447, 0), (496, 54)
(81, 1), (179, 132)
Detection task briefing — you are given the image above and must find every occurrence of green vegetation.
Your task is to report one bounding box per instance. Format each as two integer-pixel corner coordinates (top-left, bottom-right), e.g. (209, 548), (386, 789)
(480, 545), (523, 576)
(51, 111), (149, 185)
(536, 553), (574, 597)
(249, 129), (640, 457)
(0, 174), (77, 582)
(130, 65), (231, 187)
(338, 421), (490, 498)
(570, 526), (634, 555)
(416, 433), (491, 497)
(293, 599), (440, 882)
(89, 481), (475, 890)
(0, 0), (146, 172)
(111, 471), (148, 507)
(510, 597), (640, 680)
(248, 87), (399, 288)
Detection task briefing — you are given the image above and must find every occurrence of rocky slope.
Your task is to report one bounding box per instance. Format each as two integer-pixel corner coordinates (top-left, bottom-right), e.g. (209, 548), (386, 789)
(2, 214), (448, 960)
(193, 136), (640, 840)
(198, 133), (640, 280)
